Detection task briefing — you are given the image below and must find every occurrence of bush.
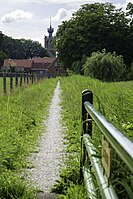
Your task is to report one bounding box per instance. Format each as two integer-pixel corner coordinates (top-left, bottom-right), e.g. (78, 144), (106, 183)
(83, 50), (126, 82)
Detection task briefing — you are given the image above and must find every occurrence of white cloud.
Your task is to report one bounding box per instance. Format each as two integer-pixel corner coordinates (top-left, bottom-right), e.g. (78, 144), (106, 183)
(2, 0), (88, 3)
(23, 0), (91, 3)
(42, 8), (75, 38)
(112, 0), (132, 11)
(1, 10), (33, 23)
(44, 0), (88, 2)
(52, 8), (75, 21)
(42, 7), (76, 39)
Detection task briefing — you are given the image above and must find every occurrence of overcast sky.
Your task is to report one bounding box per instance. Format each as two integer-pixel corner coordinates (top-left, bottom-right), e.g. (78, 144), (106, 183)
(0, 0), (132, 46)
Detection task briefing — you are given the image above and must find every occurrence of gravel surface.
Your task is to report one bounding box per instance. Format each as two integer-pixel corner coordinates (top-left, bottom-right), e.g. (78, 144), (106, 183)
(26, 80), (65, 196)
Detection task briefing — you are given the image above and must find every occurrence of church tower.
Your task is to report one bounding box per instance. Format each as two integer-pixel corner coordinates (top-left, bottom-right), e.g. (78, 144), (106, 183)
(44, 18), (56, 57)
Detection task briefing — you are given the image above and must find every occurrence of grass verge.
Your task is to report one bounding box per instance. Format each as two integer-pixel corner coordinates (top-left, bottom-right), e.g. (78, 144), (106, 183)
(0, 78), (58, 198)
(53, 75), (133, 199)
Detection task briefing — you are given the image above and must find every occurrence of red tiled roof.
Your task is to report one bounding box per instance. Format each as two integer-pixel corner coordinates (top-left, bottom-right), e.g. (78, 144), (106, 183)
(32, 57), (56, 64)
(4, 59), (33, 68)
(32, 62), (50, 69)
(32, 57), (57, 70)
(3, 57), (57, 70)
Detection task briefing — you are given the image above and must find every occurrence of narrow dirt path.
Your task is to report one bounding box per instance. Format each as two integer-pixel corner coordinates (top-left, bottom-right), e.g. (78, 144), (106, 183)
(26, 81), (64, 198)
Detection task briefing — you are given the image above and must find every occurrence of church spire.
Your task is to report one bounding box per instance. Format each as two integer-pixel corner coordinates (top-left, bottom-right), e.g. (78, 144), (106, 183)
(47, 17), (54, 38)
(44, 17), (56, 57)
(50, 16), (52, 28)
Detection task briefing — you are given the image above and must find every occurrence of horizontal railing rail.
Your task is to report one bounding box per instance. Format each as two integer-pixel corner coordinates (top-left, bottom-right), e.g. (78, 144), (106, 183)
(80, 89), (133, 199)
(84, 100), (133, 173)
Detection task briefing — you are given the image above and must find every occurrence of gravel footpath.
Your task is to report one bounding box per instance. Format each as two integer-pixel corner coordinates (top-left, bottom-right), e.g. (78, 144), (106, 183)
(26, 80), (65, 198)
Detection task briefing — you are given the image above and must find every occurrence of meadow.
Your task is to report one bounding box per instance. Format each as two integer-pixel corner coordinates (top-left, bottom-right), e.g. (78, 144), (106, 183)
(0, 75), (133, 198)
(54, 75), (133, 199)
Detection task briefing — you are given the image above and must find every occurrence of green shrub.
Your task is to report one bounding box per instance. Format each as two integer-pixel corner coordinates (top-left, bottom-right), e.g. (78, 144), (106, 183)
(83, 49), (125, 82)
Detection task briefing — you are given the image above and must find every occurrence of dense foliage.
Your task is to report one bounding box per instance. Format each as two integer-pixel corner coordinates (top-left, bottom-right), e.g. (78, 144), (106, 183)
(0, 31), (48, 67)
(56, 2), (133, 78)
(83, 50), (126, 81)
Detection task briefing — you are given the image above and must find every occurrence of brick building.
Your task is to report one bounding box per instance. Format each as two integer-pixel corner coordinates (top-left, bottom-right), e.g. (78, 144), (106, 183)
(3, 57), (67, 77)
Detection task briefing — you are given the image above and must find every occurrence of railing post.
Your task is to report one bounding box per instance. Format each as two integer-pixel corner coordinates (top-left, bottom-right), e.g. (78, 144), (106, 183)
(30, 73), (32, 84)
(10, 73), (13, 92)
(20, 73), (22, 87)
(32, 73), (34, 84)
(82, 90), (93, 136)
(15, 73), (18, 87)
(27, 73), (29, 85)
(80, 90), (93, 180)
(24, 73), (26, 85)
(3, 72), (7, 94)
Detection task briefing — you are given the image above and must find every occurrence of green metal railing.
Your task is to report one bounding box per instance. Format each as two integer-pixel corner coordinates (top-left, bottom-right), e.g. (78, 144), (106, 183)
(80, 89), (133, 199)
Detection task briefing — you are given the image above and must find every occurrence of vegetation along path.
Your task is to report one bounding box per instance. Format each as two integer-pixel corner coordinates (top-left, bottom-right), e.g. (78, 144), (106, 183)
(26, 80), (64, 198)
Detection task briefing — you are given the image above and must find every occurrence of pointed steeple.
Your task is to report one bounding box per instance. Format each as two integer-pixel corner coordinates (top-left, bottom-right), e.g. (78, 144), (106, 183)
(44, 17), (56, 57)
(47, 17), (54, 38)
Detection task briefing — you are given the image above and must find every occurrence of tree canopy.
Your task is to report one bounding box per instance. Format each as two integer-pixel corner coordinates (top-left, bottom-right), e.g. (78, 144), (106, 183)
(0, 32), (48, 66)
(56, 2), (133, 75)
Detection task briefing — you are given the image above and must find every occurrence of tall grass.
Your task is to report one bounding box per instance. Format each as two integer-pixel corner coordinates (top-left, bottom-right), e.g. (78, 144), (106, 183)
(1, 75), (132, 198)
(54, 75), (133, 198)
(0, 78), (58, 198)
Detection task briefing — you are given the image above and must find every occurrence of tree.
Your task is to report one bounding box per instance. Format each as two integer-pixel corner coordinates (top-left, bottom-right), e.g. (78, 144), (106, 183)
(126, 2), (133, 67)
(126, 2), (133, 24)
(56, 3), (132, 72)
(0, 51), (8, 69)
(56, 20), (80, 68)
(0, 31), (4, 51)
(71, 55), (87, 73)
(19, 39), (48, 59)
(83, 50), (125, 82)
(1, 34), (48, 59)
